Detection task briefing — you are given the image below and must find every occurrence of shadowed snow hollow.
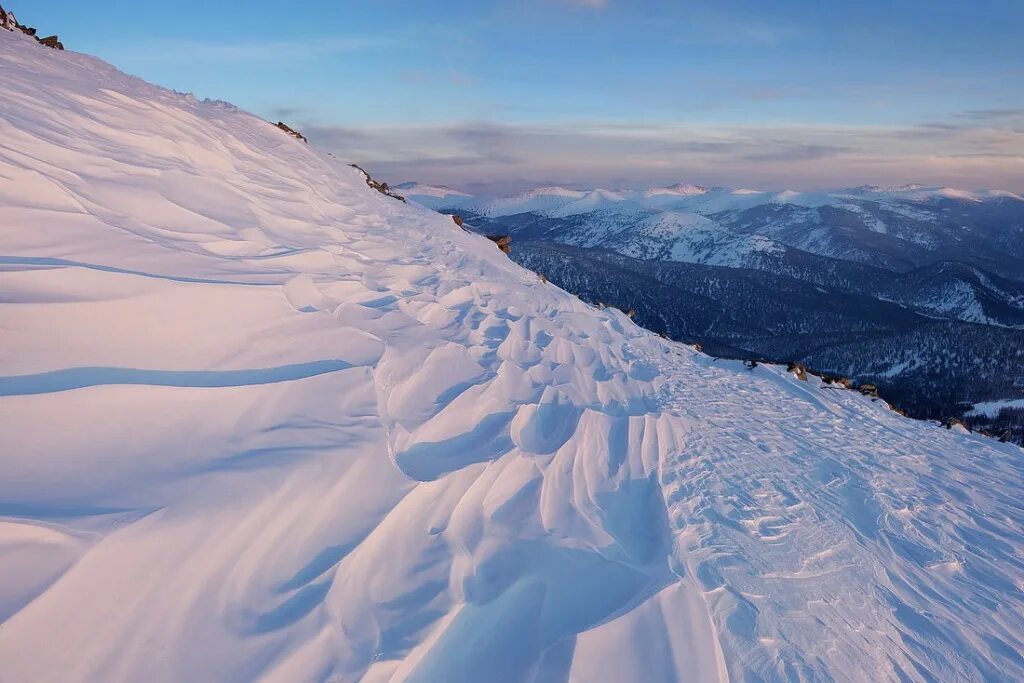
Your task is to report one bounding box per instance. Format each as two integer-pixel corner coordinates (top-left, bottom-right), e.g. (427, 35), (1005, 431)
(1, 29), (1023, 683)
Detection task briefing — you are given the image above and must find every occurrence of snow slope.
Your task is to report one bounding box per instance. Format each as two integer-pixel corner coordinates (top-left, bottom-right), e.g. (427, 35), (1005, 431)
(2, 29), (1024, 683)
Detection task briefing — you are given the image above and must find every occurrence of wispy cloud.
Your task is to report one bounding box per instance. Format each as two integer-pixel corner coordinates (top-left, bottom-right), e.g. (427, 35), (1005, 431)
(299, 113), (1024, 193)
(957, 108), (1024, 123)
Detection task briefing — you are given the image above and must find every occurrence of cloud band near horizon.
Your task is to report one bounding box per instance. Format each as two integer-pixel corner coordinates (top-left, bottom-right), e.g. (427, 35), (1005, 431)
(300, 112), (1024, 194)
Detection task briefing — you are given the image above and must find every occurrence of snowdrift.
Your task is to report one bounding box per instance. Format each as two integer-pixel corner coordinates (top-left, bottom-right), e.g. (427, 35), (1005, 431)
(1, 29), (1023, 683)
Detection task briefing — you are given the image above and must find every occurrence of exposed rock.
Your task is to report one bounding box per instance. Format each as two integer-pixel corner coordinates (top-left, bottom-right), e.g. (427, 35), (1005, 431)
(0, 4), (15, 31)
(38, 35), (62, 50)
(487, 234), (512, 254)
(743, 359), (758, 369)
(349, 164), (406, 203)
(858, 383), (880, 398)
(1, 4), (62, 49)
(943, 417), (969, 431)
(787, 362), (808, 381)
(274, 121), (307, 143)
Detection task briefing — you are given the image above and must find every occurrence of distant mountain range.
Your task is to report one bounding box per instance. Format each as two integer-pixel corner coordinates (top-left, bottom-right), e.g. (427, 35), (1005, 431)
(399, 181), (1024, 442)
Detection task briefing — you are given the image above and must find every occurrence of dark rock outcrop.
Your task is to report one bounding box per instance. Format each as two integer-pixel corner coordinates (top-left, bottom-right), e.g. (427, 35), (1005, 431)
(350, 164), (406, 203)
(38, 35), (62, 50)
(0, 5), (15, 30)
(1, 4), (64, 49)
(857, 383), (880, 398)
(274, 121), (307, 143)
(788, 362), (808, 381)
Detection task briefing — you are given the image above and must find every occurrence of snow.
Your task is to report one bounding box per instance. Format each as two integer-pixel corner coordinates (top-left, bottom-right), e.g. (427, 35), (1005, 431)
(546, 189), (639, 218)
(914, 280), (1008, 327)
(423, 182), (1022, 218)
(2, 29), (1024, 683)
(838, 184), (1024, 204)
(478, 186), (586, 217)
(966, 398), (1024, 418)
(643, 183), (708, 198)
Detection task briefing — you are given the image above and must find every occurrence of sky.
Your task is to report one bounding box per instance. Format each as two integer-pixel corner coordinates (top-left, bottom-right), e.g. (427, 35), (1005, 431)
(21, 0), (1024, 193)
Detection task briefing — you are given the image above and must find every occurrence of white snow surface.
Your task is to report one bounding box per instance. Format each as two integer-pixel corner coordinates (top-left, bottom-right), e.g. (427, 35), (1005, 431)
(966, 399), (1024, 419)
(2, 31), (1024, 683)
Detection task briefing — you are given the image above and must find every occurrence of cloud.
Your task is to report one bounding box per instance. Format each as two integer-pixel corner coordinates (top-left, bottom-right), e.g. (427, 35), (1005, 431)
(740, 143), (850, 163)
(269, 106), (307, 120)
(958, 108), (1024, 121)
(300, 116), (1024, 194)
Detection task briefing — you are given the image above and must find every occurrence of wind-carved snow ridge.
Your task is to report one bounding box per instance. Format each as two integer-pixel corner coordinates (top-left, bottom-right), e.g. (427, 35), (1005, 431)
(1, 29), (1023, 683)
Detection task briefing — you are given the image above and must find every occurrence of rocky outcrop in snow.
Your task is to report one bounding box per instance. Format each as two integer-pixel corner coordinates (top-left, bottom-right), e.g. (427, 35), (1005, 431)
(0, 3), (63, 49)
(274, 120), (307, 143)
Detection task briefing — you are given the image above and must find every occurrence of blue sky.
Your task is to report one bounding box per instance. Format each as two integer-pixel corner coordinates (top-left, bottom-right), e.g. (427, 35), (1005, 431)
(25, 0), (1024, 192)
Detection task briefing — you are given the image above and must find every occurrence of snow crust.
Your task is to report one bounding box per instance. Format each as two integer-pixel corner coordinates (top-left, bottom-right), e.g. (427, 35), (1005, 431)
(2, 30), (1024, 683)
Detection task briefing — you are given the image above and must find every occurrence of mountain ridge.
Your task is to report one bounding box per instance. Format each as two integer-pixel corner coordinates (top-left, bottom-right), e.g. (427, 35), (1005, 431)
(405, 178), (1024, 442)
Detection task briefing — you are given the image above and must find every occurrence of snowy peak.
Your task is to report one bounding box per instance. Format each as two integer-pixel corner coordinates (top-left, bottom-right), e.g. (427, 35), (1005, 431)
(665, 182), (708, 195)
(417, 182), (1022, 214)
(546, 188), (640, 217)
(838, 184), (1024, 203)
(644, 183), (708, 197)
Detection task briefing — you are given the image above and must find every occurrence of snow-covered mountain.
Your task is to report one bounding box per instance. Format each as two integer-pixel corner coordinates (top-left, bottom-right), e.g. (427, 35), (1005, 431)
(405, 183), (1024, 276)
(408, 179), (1024, 441)
(2, 25), (1024, 683)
